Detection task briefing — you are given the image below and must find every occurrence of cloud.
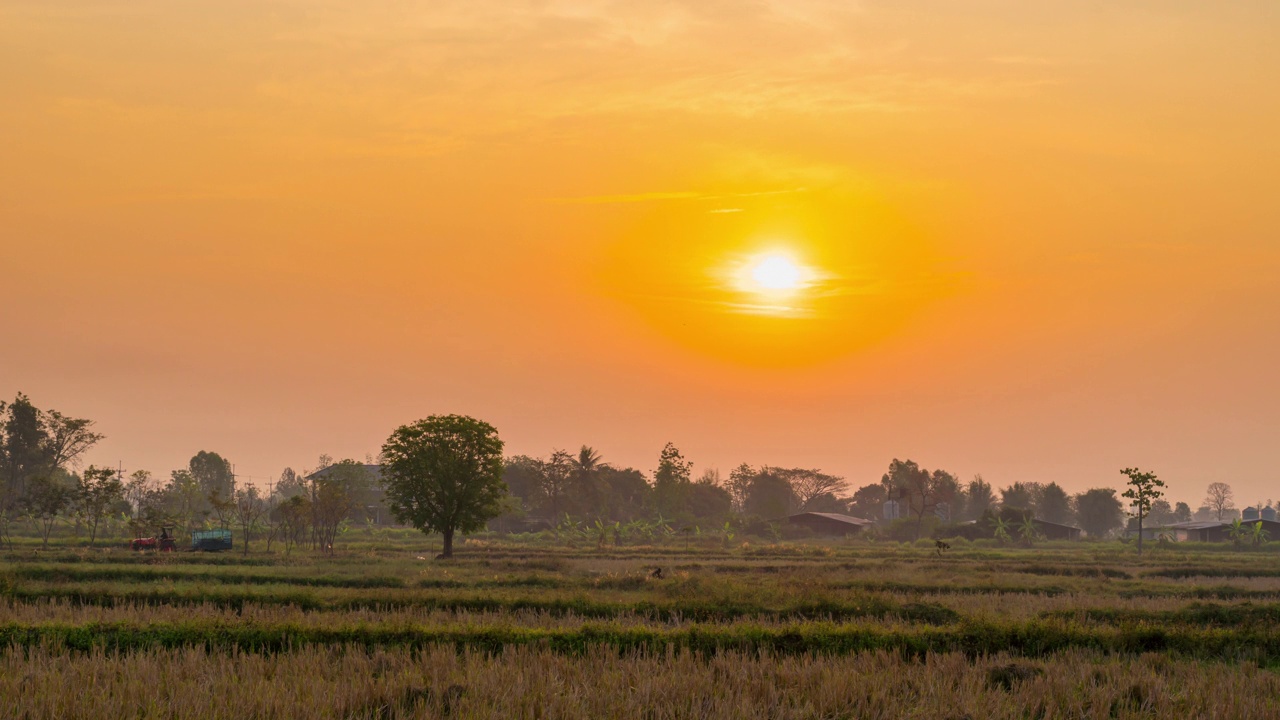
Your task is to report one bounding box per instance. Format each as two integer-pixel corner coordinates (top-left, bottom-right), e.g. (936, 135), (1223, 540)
(546, 191), (704, 205)
(546, 187), (808, 205)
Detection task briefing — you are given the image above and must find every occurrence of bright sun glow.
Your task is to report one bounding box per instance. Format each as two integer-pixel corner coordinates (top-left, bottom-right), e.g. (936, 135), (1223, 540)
(746, 253), (807, 292)
(719, 248), (824, 317)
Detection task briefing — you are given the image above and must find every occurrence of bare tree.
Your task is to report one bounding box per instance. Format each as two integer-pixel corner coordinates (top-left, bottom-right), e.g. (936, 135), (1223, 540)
(231, 486), (269, 555)
(23, 475), (72, 549)
(123, 470), (160, 518)
(207, 489), (235, 529)
(77, 466), (124, 547)
(884, 459), (957, 540)
(277, 495), (310, 554)
(771, 467), (847, 510)
(310, 467), (360, 555)
(42, 410), (106, 472)
(1204, 482), (1235, 521)
(726, 464), (754, 514)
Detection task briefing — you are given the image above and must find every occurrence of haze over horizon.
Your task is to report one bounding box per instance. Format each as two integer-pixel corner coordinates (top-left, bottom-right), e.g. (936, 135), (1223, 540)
(3, 1), (1277, 504)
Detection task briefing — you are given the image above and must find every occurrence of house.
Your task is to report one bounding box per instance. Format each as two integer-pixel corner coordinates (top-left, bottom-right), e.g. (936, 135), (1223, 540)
(785, 512), (875, 536)
(304, 463), (390, 524)
(1032, 519), (1083, 541)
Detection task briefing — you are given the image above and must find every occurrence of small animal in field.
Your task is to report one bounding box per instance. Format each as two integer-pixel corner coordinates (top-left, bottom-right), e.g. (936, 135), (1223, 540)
(650, 567), (664, 579)
(934, 539), (951, 557)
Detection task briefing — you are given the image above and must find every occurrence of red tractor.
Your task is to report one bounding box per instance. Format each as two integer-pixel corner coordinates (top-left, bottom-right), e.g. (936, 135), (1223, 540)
(130, 527), (177, 552)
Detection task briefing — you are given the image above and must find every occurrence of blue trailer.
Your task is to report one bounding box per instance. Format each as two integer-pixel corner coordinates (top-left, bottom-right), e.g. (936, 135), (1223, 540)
(191, 528), (233, 552)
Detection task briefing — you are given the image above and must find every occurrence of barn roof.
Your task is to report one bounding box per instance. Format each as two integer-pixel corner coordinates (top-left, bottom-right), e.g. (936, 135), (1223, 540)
(1032, 519), (1082, 532)
(304, 463), (383, 481)
(788, 512), (874, 526)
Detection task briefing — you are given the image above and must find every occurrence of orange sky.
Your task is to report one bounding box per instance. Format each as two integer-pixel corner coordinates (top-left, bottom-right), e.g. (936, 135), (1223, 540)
(2, 1), (1278, 504)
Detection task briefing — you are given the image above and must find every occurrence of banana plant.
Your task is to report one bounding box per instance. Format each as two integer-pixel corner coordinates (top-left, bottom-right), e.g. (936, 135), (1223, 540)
(993, 516), (1012, 545)
(1251, 521), (1270, 547)
(1227, 518), (1248, 549)
(592, 518), (616, 550)
(720, 521), (736, 550)
(1017, 516), (1042, 547)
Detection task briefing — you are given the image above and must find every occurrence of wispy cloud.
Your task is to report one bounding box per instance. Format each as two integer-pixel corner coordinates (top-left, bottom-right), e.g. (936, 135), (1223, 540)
(545, 187), (807, 205)
(546, 191), (703, 205)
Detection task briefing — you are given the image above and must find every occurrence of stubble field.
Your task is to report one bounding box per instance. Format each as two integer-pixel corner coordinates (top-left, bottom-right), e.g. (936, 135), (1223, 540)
(4, 533), (1280, 718)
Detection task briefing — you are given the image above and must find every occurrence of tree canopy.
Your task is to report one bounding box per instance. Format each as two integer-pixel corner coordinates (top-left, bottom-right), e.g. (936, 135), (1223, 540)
(1121, 467), (1165, 556)
(380, 415), (506, 558)
(1, 393), (103, 507)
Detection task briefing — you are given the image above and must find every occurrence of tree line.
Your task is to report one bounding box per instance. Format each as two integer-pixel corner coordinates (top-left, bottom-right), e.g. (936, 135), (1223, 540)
(1, 394), (1253, 552)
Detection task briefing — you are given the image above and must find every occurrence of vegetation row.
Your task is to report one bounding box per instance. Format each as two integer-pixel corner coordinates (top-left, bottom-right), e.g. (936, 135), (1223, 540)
(9, 618), (1280, 662)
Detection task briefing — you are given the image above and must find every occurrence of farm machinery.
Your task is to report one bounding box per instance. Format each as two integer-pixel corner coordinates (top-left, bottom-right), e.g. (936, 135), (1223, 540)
(129, 527), (234, 552)
(130, 526), (177, 552)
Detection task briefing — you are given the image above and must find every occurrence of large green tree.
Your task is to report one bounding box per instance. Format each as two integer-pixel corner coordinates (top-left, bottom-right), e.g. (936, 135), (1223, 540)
(380, 415), (506, 558)
(1000, 482), (1039, 515)
(1037, 482), (1075, 525)
(652, 442), (692, 518)
(599, 466), (650, 521)
(848, 483), (887, 521)
(743, 470), (795, 519)
(1074, 487), (1124, 538)
(1, 393), (103, 505)
(962, 475), (996, 522)
(189, 451), (235, 504)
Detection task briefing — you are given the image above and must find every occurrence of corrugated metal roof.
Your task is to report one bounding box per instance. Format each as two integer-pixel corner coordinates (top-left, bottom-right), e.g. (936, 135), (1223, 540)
(1032, 519), (1083, 531)
(789, 512), (874, 526)
(305, 463), (383, 481)
(1163, 521), (1229, 530)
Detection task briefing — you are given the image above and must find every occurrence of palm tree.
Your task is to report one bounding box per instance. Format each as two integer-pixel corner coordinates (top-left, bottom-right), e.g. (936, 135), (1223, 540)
(572, 446), (604, 474)
(569, 446), (606, 517)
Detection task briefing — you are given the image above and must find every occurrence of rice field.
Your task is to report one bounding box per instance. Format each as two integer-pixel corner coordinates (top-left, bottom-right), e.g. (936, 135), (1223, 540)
(5, 533), (1280, 717)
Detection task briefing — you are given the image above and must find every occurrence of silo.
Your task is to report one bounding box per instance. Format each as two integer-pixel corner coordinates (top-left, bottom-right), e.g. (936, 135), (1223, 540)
(1243, 506), (1260, 521)
(1263, 506), (1277, 522)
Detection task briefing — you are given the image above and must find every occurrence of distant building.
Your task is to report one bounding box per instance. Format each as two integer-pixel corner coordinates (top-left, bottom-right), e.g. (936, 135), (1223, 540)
(304, 463), (390, 524)
(786, 512), (875, 536)
(1032, 519), (1083, 541)
(1137, 518), (1280, 543)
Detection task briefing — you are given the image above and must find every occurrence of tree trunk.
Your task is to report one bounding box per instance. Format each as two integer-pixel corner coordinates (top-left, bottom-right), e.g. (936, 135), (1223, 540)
(1137, 515), (1143, 556)
(441, 527), (454, 558)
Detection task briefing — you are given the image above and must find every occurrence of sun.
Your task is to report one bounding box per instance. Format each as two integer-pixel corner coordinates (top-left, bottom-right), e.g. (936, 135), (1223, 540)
(714, 247), (825, 316)
(749, 254), (804, 291)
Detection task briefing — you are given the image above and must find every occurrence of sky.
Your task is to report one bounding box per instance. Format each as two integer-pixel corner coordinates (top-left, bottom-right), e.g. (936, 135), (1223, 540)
(2, 0), (1278, 505)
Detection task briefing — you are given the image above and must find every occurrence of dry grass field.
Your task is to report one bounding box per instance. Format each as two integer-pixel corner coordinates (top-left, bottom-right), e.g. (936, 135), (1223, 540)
(5, 532), (1280, 718)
